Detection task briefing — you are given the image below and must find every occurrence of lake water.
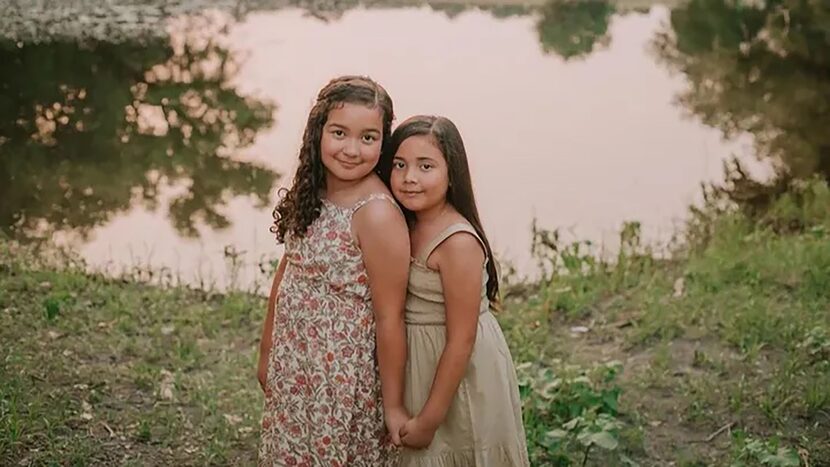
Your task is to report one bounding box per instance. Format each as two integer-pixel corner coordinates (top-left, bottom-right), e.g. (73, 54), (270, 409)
(2, 1), (769, 291)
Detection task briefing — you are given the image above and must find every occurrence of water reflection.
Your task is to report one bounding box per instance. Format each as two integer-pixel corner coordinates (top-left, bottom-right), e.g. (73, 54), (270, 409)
(653, 0), (830, 181)
(429, 2), (531, 19)
(2, 3), (756, 290)
(0, 12), (279, 242)
(537, 0), (616, 60)
(242, 0), (531, 22)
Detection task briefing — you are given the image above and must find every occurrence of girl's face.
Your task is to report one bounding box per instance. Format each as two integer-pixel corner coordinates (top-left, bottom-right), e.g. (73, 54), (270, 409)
(390, 135), (450, 213)
(320, 103), (384, 183)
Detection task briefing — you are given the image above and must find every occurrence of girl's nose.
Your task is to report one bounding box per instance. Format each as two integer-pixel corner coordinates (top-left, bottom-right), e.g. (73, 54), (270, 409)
(343, 138), (360, 157)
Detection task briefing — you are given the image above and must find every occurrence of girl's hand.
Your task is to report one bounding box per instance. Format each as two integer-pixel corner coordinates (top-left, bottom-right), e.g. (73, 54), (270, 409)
(384, 406), (410, 447)
(400, 416), (437, 449)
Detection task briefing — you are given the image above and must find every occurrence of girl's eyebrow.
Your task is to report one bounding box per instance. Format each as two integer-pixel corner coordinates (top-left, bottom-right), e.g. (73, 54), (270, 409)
(416, 156), (439, 162)
(393, 155), (439, 161)
(325, 122), (381, 134)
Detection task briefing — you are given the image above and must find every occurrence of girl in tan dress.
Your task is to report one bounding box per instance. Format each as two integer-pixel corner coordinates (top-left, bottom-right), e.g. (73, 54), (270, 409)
(380, 115), (529, 466)
(257, 76), (411, 466)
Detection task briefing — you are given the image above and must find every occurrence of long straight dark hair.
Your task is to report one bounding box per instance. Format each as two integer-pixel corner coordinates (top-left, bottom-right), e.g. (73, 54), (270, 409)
(379, 115), (500, 304)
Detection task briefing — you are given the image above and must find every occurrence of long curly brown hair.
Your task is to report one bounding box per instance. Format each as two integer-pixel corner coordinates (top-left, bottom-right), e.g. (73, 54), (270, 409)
(379, 115), (501, 305)
(271, 76), (394, 243)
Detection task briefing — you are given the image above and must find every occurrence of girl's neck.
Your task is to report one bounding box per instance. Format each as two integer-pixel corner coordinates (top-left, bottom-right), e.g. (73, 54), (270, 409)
(325, 172), (366, 200)
(414, 200), (452, 226)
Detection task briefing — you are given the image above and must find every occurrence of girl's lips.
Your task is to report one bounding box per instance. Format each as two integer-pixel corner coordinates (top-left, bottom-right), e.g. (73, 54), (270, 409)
(338, 160), (359, 169)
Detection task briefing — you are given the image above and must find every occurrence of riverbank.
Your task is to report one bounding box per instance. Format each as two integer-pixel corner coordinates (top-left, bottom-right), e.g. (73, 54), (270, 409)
(1, 180), (828, 465)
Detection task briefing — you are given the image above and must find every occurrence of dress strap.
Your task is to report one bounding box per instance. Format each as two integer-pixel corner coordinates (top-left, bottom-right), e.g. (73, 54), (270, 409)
(417, 222), (487, 265)
(351, 192), (402, 215)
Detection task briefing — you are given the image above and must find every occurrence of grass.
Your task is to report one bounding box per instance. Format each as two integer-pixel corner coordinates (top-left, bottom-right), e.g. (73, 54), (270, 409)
(499, 179), (830, 465)
(2, 180), (829, 466)
(0, 246), (266, 465)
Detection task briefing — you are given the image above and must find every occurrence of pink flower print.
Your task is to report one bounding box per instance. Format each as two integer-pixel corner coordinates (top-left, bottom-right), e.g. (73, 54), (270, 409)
(260, 195), (393, 465)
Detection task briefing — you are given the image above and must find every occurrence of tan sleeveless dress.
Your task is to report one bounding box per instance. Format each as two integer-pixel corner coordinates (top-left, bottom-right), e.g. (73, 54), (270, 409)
(400, 223), (529, 467)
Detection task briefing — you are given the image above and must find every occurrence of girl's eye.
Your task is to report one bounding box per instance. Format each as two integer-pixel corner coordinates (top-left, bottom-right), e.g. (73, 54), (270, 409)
(333, 130), (345, 137)
(393, 161), (405, 169)
(420, 163), (433, 170)
(362, 134), (377, 143)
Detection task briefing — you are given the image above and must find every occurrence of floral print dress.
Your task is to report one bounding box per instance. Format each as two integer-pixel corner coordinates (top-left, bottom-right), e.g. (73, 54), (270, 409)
(260, 193), (399, 467)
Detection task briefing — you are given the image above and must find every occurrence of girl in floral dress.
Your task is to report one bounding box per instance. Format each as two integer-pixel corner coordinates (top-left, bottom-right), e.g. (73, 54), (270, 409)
(257, 76), (410, 466)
